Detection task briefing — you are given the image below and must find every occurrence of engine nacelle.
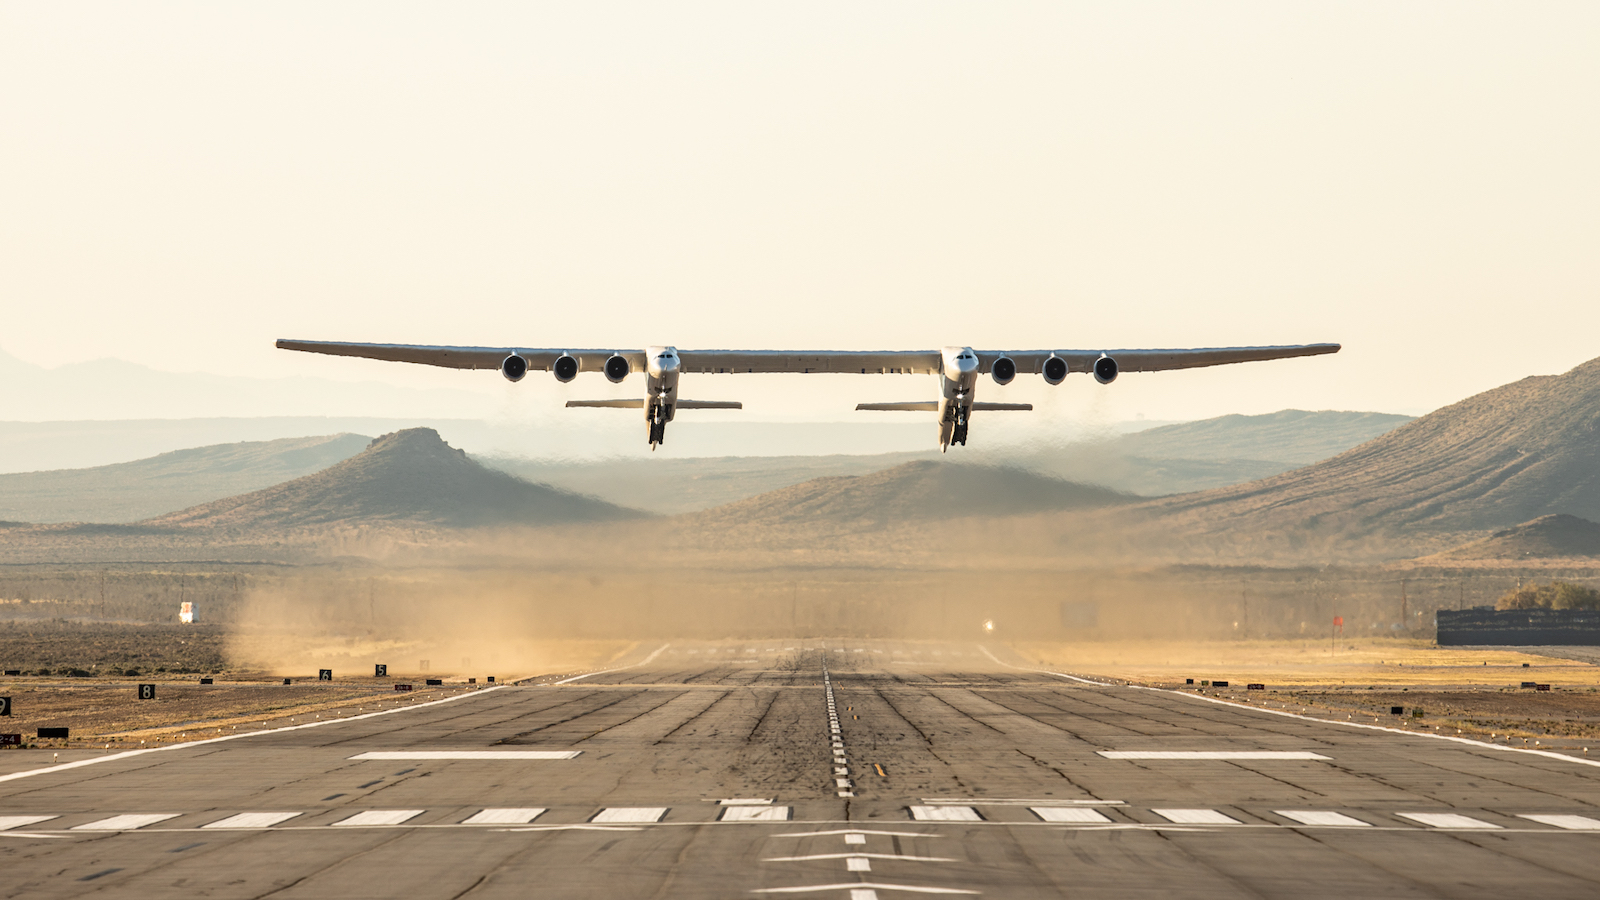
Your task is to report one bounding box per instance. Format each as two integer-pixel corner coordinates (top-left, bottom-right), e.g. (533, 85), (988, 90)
(604, 354), (631, 384)
(1093, 355), (1118, 384)
(501, 353), (529, 383)
(1042, 355), (1067, 385)
(990, 355), (1016, 386)
(552, 354), (578, 383)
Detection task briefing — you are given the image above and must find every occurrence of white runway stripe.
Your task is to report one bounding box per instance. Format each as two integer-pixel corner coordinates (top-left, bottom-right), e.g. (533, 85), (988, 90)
(1099, 751), (1330, 760)
(1151, 808), (1241, 825)
(591, 807), (668, 824)
(73, 814), (180, 831)
(0, 816), (56, 831)
(461, 808), (547, 825)
(332, 810), (425, 827)
(909, 806), (982, 822)
(720, 806), (791, 822)
(1031, 807), (1111, 823)
(1275, 810), (1369, 827)
(1396, 813), (1500, 829)
(203, 812), (302, 829)
(1520, 814), (1600, 830)
(348, 751), (580, 760)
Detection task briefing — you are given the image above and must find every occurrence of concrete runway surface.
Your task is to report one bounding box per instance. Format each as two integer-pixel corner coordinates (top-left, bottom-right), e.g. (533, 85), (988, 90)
(2, 641), (1600, 898)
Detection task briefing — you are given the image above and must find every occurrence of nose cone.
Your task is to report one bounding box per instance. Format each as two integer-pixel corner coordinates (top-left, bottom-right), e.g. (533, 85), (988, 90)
(943, 347), (979, 376)
(647, 348), (680, 379)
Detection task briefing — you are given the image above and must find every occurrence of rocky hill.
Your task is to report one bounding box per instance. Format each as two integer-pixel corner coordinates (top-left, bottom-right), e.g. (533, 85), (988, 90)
(0, 433), (371, 523)
(147, 428), (638, 530)
(686, 460), (1132, 528)
(1148, 356), (1600, 537)
(1430, 514), (1600, 561)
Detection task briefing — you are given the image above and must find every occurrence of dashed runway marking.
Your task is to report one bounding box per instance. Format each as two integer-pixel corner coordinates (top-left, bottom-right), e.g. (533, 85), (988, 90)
(1099, 751), (1330, 761)
(1521, 814), (1600, 830)
(348, 751), (581, 760)
(1151, 809), (1241, 825)
(1030, 807), (1111, 824)
(0, 816), (57, 831)
(909, 806), (982, 822)
(203, 812), (303, 829)
(73, 814), (180, 831)
(461, 808), (547, 825)
(591, 807), (668, 824)
(1275, 810), (1370, 827)
(1397, 813), (1500, 830)
(721, 806), (792, 822)
(332, 809), (425, 827)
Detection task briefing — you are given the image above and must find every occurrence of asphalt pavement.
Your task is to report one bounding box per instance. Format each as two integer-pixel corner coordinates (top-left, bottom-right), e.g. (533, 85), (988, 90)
(2, 640), (1599, 898)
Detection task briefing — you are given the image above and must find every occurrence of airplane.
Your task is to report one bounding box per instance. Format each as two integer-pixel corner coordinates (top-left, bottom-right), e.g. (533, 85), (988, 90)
(276, 339), (1340, 450)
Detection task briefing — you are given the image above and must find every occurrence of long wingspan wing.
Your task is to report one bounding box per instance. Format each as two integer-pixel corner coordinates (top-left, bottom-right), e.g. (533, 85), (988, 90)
(675, 350), (942, 375)
(278, 340), (1337, 377)
(992, 343), (1339, 375)
(275, 340), (646, 373)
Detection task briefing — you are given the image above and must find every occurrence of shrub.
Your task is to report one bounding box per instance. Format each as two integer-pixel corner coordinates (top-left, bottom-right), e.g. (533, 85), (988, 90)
(1496, 581), (1600, 610)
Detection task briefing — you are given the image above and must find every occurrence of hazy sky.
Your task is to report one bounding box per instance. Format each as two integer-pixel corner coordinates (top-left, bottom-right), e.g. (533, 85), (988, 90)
(3, 2), (1597, 428)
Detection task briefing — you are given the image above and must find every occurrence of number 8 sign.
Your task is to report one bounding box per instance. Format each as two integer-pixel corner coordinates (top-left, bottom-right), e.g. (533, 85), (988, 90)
(138, 684), (155, 700)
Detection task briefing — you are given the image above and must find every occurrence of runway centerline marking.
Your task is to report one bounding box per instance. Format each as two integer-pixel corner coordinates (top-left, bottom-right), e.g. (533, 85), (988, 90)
(348, 751), (580, 760)
(764, 853), (957, 863)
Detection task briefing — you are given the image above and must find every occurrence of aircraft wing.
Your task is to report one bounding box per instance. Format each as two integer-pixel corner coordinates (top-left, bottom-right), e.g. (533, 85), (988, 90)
(277, 340), (1337, 376)
(674, 350), (942, 375)
(991, 343), (1340, 375)
(275, 340), (646, 373)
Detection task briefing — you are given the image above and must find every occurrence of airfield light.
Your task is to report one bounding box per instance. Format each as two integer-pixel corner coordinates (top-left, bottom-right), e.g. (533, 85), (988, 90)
(984, 620), (995, 633)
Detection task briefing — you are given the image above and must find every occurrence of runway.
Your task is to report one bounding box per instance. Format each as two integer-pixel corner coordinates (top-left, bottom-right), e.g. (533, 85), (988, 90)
(3, 641), (1600, 898)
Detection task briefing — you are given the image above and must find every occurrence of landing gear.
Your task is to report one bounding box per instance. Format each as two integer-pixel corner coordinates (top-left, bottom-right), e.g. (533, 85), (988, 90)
(647, 399), (668, 447)
(950, 405), (969, 446)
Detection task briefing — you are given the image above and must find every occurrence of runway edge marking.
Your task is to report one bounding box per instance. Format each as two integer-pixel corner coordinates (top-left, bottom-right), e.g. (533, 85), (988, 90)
(0, 684), (510, 786)
(977, 643), (1600, 772)
(549, 643), (671, 685)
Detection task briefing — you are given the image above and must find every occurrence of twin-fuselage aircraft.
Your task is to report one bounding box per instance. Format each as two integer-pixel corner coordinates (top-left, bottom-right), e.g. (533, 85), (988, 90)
(276, 340), (1340, 450)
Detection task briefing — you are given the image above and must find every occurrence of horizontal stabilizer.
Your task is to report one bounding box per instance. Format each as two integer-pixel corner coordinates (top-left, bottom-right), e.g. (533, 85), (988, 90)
(856, 402), (939, 412)
(972, 402), (1033, 411)
(675, 400), (743, 410)
(566, 399), (645, 409)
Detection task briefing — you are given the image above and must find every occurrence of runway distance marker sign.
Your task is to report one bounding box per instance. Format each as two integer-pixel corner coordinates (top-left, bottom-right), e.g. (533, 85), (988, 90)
(137, 684), (155, 700)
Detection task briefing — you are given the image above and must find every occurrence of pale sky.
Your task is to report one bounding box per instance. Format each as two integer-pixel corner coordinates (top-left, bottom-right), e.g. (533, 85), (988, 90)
(3, 2), (1598, 431)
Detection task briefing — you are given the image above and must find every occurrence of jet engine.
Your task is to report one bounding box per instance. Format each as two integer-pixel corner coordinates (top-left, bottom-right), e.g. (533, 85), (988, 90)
(604, 354), (631, 383)
(553, 354), (579, 383)
(1042, 355), (1067, 385)
(1093, 355), (1119, 384)
(501, 353), (529, 382)
(991, 355), (1016, 386)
